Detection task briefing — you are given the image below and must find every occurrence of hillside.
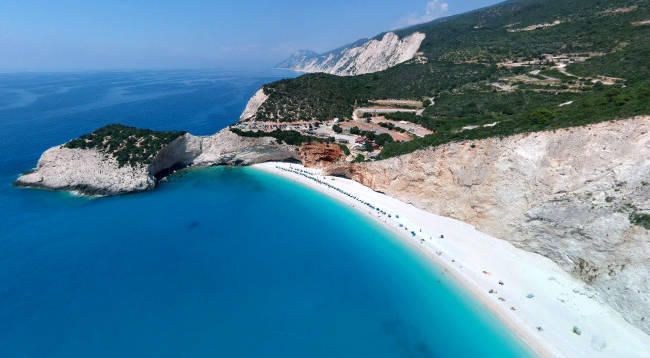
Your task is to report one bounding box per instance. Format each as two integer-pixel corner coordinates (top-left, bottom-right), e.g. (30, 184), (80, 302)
(244, 0), (650, 158)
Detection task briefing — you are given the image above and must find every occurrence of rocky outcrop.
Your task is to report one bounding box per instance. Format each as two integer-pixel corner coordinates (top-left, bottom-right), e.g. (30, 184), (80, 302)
(329, 116), (650, 333)
(14, 147), (156, 196)
(276, 32), (426, 76)
(15, 129), (299, 196)
(298, 142), (344, 168)
(192, 129), (298, 167)
(240, 88), (269, 121)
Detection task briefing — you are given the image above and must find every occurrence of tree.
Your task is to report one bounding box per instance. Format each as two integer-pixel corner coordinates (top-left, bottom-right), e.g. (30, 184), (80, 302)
(350, 126), (360, 135)
(528, 108), (555, 125)
(332, 124), (342, 133)
(375, 133), (394, 146)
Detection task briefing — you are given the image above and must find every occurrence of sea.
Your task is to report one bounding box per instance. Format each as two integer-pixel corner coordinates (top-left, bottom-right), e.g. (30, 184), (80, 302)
(0, 70), (533, 357)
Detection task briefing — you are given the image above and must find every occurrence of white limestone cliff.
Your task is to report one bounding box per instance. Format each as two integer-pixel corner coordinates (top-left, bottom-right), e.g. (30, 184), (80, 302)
(14, 129), (299, 196)
(329, 116), (650, 334)
(15, 146), (156, 195)
(15, 114), (650, 338)
(276, 32), (426, 76)
(239, 88), (269, 121)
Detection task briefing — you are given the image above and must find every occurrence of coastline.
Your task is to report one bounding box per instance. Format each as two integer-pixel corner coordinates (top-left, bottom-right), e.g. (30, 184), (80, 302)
(252, 161), (650, 358)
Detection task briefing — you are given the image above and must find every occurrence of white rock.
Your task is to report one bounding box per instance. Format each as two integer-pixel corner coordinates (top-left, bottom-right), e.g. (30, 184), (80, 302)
(240, 88), (269, 121)
(15, 129), (299, 196)
(280, 32), (426, 76)
(335, 116), (650, 334)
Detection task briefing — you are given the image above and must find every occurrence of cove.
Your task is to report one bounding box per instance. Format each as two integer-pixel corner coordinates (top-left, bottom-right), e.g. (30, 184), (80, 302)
(0, 71), (532, 357)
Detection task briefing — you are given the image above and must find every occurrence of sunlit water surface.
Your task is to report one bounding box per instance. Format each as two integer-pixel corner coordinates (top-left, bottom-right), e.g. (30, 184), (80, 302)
(0, 71), (532, 357)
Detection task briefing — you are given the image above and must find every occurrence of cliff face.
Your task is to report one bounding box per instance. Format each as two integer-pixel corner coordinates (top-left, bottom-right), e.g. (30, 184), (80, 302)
(276, 32), (425, 76)
(330, 117), (650, 333)
(298, 142), (344, 168)
(15, 129), (299, 196)
(14, 146), (156, 195)
(239, 88), (269, 121)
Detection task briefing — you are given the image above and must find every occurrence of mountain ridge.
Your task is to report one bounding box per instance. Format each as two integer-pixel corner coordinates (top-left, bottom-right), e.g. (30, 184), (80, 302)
(274, 31), (425, 76)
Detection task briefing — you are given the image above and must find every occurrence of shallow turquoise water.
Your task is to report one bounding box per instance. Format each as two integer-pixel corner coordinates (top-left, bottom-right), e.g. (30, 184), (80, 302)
(0, 71), (533, 357)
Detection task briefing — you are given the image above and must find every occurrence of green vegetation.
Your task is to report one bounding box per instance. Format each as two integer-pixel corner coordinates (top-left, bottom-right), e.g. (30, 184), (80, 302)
(358, 130), (376, 141)
(230, 128), (334, 146)
(567, 40), (650, 85)
(245, 0), (649, 160)
(338, 143), (351, 155)
(350, 126), (361, 135)
(64, 124), (186, 167)
(353, 154), (365, 163)
(404, 0), (650, 65)
(379, 82), (650, 158)
(630, 213), (650, 230)
(254, 62), (497, 122)
(384, 112), (420, 123)
(374, 133), (394, 146)
(332, 124), (342, 133)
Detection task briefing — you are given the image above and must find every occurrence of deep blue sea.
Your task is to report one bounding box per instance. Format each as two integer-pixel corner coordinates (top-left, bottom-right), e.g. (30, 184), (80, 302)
(0, 70), (533, 357)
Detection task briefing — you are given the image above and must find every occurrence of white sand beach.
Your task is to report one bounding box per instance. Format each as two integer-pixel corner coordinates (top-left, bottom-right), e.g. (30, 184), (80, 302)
(253, 161), (650, 358)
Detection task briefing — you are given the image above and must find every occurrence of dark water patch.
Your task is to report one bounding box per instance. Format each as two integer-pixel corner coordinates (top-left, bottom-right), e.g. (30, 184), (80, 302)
(154, 162), (190, 181)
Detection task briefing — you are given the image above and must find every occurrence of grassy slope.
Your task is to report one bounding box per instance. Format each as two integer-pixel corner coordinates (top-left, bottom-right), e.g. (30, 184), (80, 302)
(251, 0), (650, 159)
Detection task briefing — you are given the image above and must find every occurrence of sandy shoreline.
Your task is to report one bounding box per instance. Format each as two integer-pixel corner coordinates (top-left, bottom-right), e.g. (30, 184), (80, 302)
(252, 162), (650, 358)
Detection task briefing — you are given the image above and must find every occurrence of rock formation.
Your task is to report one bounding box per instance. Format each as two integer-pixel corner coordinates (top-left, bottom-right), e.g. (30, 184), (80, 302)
(240, 88), (269, 121)
(328, 116), (650, 334)
(298, 142), (344, 168)
(275, 32), (426, 76)
(15, 146), (157, 196)
(14, 129), (299, 196)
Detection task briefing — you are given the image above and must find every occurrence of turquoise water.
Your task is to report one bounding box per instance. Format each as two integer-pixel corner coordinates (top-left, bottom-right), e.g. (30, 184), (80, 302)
(0, 71), (533, 357)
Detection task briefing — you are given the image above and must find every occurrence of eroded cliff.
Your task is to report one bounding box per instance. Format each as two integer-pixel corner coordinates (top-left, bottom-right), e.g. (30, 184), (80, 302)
(14, 129), (299, 196)
(329, 116), (650, 333)
(276, 32), (425, 76)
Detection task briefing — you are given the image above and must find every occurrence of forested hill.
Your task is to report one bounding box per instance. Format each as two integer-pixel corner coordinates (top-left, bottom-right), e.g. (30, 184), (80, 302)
(248, 0), (650, 159)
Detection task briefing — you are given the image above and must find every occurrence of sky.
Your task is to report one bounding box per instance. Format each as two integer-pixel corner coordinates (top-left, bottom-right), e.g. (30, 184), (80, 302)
(0, 0), (502, 72)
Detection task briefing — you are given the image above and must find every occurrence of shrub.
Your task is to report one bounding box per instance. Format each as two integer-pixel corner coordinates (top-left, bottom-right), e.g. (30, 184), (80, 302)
(630, 213), (650, 230)
(231, 128), (328, 146)
(375, 133), (394, 146)
(527, 108), (556, 126)
(64, 124), (186, 167)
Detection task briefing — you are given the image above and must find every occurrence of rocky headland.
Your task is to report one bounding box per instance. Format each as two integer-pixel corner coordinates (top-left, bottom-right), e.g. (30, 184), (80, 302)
(14, 127), (299, 196)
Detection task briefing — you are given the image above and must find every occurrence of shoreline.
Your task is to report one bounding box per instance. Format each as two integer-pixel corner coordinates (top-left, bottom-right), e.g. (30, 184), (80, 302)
(252, 161), (650, 358)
